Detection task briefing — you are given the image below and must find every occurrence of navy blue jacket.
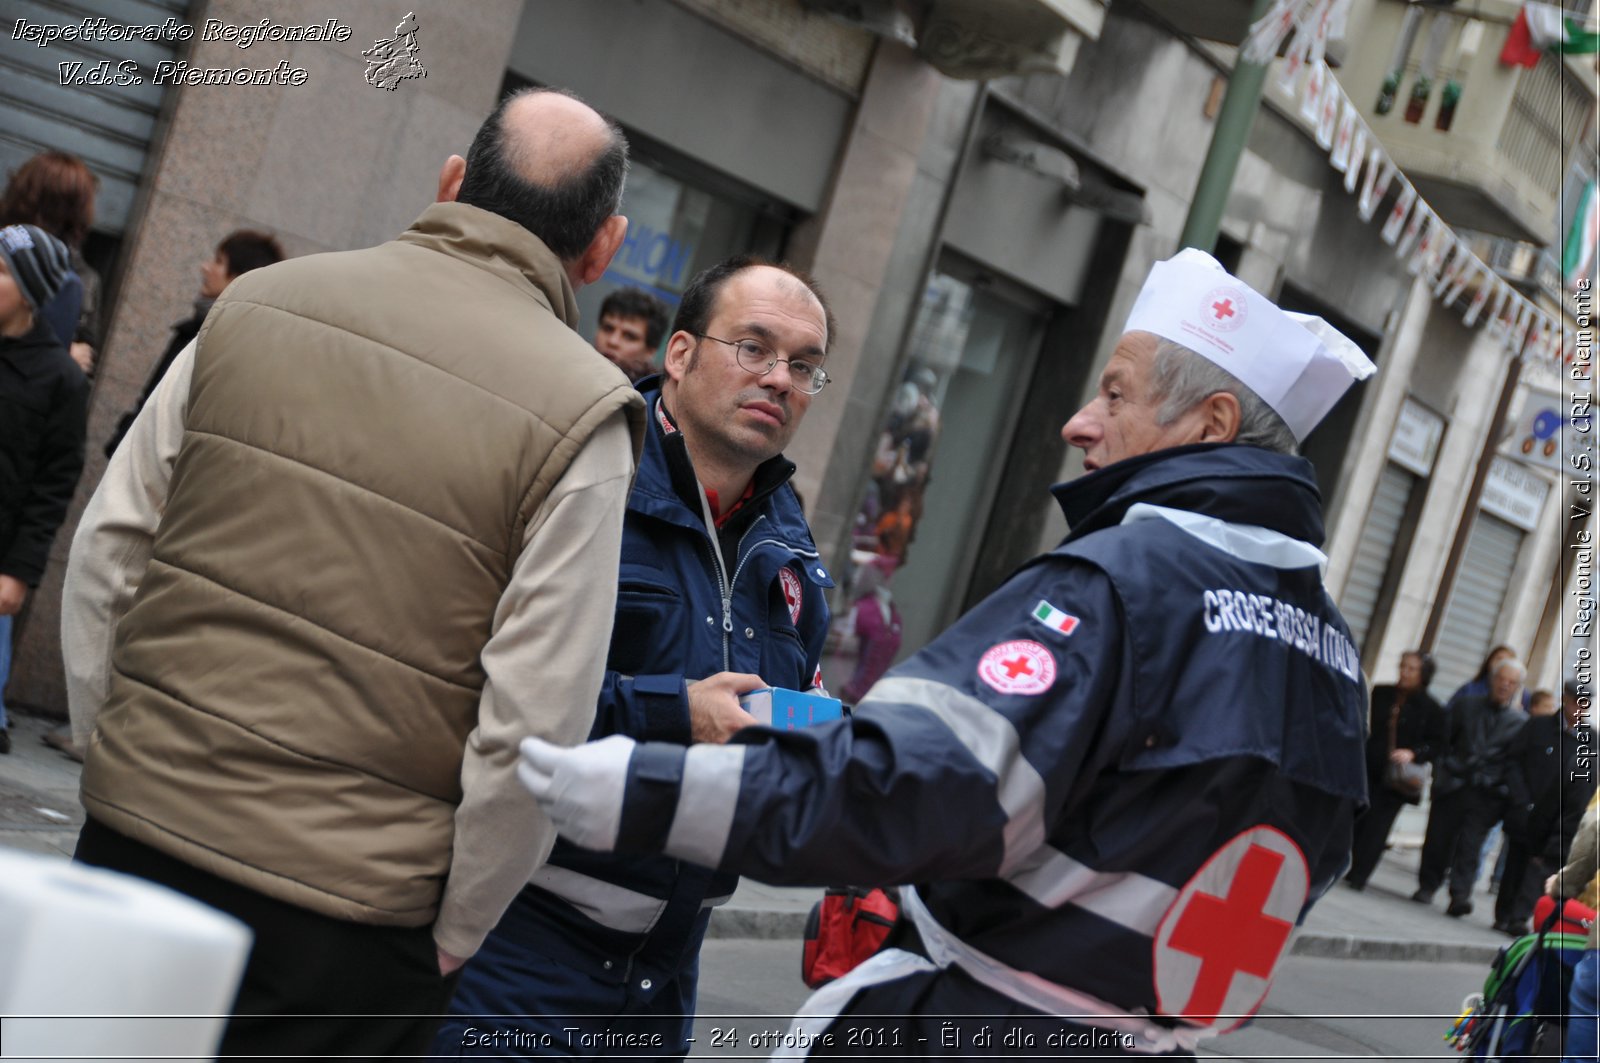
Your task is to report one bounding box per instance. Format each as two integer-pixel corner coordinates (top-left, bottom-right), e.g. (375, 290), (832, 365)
(473, 383), (831, 1003)
(601, 444), (1367, 1034)
(1433, 694), (1528, 798)
(1504, 715), (1596, 856)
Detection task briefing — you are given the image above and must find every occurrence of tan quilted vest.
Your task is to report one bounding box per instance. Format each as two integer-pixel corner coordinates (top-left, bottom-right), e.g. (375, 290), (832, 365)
(81, 203), (643, 925)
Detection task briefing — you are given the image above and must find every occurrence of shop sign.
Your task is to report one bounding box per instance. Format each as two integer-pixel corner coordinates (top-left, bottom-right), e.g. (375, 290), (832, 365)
(1480, 456), (1551, 532)
(1386, 397), (1444, 476)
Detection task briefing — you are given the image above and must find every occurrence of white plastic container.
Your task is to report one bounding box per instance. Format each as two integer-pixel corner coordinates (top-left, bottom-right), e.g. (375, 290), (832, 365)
(0, 847), (252, 1060)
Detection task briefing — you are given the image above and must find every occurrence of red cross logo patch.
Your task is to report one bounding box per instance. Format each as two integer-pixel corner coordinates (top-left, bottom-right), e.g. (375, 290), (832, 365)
(1153, 826), (1307, 1032)
(779, 567), (803, 624)
(1200, 286), (1248, 333)
(976, 640), (1056, 695)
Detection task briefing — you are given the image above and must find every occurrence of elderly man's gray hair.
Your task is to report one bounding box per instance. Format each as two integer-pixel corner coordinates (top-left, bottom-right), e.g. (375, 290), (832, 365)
(1491, 658), (1527, 681)
(1148, 338), (1298, 454)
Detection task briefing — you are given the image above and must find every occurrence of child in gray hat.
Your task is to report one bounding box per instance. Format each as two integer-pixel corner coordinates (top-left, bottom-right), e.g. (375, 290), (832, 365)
(0, 223), (88, 754)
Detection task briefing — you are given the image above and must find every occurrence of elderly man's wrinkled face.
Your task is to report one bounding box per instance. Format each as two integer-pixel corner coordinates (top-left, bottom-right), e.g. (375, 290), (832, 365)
(1061, 332), (1211, 472)
(1490, 666), (1523, 707)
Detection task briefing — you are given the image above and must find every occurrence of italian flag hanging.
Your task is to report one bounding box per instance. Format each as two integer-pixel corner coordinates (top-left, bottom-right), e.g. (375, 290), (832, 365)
(1567, 179), (1599, 290)
(1501, 2), (1600, 66)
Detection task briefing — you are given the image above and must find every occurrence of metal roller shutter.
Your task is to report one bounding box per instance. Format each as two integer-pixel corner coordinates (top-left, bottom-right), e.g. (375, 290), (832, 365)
(1432, 512), (1525, 696)
(1, 0), (191, 234)
(1340, 462), (1418, 652)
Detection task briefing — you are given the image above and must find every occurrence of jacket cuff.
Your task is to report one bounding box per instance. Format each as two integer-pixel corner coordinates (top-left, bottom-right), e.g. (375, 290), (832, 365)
(616, 742), (685, 852)
(633, 674), (691, 744)
(0, 559), (42, 588)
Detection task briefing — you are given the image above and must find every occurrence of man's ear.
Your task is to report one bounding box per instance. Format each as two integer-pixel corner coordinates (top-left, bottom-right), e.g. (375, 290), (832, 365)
(662, 330), (697, 383)
(572, 215), (628, 288)
(436, 155), (467, 203)
(1199, 391), (1242, 443)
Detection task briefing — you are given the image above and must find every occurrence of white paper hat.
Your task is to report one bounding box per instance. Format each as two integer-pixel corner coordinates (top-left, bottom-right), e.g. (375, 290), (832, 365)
(1123, 249), (1376, 441)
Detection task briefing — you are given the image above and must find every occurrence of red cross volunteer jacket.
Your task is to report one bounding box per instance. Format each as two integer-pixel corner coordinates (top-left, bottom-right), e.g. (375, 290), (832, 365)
(523, 443), (1369, 1055)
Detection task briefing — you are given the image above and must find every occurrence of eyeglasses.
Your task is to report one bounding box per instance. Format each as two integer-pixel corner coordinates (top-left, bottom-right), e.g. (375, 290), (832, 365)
(696, 334), (830, 395)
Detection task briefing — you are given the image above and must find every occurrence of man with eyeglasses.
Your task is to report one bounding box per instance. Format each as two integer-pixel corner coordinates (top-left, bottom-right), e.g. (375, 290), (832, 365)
(437, 255), (834, 1055)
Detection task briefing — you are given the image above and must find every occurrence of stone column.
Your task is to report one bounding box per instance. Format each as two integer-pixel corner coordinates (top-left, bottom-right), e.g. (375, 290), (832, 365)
(782, 42), (945, 560)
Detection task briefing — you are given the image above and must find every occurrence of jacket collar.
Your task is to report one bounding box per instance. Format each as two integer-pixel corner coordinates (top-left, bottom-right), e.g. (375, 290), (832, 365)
(1051, 443), (1328, 547)
(396, 202), (581, 328)
(1, 315), (63, 356)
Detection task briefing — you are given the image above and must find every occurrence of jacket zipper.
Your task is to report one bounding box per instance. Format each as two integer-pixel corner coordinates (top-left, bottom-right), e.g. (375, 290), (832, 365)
(696, 490), (740, 671)
(695, 503), (820, 672)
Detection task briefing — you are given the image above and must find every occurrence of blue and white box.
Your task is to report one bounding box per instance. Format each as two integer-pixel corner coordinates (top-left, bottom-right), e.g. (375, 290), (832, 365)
(740, 687), (844, 730)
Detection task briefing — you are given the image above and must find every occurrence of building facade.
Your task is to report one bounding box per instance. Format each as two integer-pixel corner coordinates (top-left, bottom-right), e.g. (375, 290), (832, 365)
(1, 0), (1590, 712)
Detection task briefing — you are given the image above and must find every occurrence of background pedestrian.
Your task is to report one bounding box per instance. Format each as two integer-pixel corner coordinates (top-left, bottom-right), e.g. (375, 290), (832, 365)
(0, 224), (85, 756)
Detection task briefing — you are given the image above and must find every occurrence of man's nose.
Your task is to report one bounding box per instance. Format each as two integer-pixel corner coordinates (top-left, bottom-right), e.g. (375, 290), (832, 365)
(762, 358), (796, 393)
(1061, 407), (1096, 446)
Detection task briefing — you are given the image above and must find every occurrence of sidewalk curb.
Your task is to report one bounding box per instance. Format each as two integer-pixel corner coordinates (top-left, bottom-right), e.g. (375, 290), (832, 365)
(709, 908), (1506, 966)
(1288, 932), (1501, 966)
(708, 908), (808, 940)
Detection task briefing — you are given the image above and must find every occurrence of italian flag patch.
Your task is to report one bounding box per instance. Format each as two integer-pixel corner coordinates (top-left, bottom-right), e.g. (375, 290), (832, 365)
(1032, 600), (1080, 636)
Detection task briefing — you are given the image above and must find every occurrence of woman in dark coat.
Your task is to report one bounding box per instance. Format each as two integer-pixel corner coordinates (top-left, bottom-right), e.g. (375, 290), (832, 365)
(1345, 650), (1447, 890)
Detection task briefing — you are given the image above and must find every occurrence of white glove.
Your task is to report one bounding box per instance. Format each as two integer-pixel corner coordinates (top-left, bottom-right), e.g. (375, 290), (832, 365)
(518, 735), (637, 851)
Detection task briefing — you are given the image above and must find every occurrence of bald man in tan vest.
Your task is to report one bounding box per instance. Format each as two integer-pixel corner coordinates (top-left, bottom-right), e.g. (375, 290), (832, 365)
(63, 88), (645, 1056)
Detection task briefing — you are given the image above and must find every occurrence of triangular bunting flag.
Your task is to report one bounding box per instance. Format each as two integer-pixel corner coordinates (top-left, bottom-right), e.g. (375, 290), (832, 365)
(1565, 179), (1598, 290)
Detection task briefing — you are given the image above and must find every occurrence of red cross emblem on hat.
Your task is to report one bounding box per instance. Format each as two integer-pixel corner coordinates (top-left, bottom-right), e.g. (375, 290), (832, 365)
(1200, 286), (1248, 333)
(1153, 826), (1307, 1032)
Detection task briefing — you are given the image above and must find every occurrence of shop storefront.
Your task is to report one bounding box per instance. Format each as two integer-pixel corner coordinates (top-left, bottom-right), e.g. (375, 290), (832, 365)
(572, 146), (792, 367)
(1432, 457), (1554, 693)
(502, 0), (851, 370)
(828, 261), (1052, 690)
(1341, 397), (1444, 657)
(821, 89), (1126, 681)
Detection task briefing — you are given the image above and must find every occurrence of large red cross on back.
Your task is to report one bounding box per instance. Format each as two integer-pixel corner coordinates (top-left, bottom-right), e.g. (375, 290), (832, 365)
(1165, 843), (1293, 1024)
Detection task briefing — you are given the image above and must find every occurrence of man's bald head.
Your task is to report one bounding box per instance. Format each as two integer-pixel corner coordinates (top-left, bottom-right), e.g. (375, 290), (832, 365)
(456, 87), (628, 261)
(497, 91), (617, 186)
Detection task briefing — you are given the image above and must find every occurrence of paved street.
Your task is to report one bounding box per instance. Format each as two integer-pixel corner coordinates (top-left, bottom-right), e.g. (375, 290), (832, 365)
(0, 712), (82, 860)
(694, 940), (1490, 1060)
